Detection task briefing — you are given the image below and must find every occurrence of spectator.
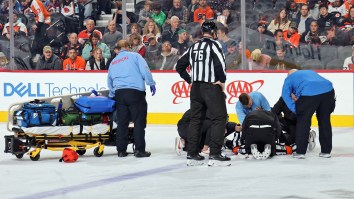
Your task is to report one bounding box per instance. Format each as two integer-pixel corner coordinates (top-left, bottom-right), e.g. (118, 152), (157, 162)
(187, 0), (199, 22)
(151, 2), (166, 27)
(77, 19), (102, 45)
(324, 22), (352, 45)
(61, 33), (83, 60)
(61, 0), (75, 17)
(130, 33), (146, 57)
(85, 47), (108, 70)
(155, 41), (179, 70)
(249, 49), (272, 70)
(225, 40), (240, 70)
(44, 0), (60, 13)
(82, 32), (111, 61)
(342, 45), (354, 70)
(257, 22), (274, 37)
(144, 34), (162, 69)
(172, 29), (192, 56)
(328, 0), (350, 18)
(296, 4), (314, 35)
(263, 29), (292, 57)
(318, 4), (336, 32)
(97, 0), (111, 15)
(341, 6), (354, 31)
(127, 23), (141, 39)
(160, 0), (173, 14)
(138, 1), (152, 26)
(161, 16), (180, 43)
(142, 21), (161, 45)
(216, 7), (234, 26)
(2, 12), (28, 40)
(269, 47), (300, 70)
(208, 0), (231, 14)
(268, 8), (291, 34)
(102, 20), (123, 52)
(308, 0), (321, 20)
(35, 46), (62, 70)
(0, 52), (8, 69)
(193, 0), (214, 23)
(20, 0), (51, 57)
(286, 1), (300, 21)
(62, 47), (86, 70)
(0, 0), (23, 14)
(166, 0), (189, 26)
(0, 0), (10, 14)
(112, 1), (136, 25)
(249, 22), (274, 50)
(302, 20), (327, 44)
(283, 21), (301, 48)
(238, 41), (251, 60)
(77, 0), (93, 24)
(217, 25), (234, 53)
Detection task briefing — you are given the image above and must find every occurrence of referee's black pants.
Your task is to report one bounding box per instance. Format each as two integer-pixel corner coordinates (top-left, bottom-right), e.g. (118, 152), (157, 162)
(115, 89), (147, 153)
(295, 89), (336, 154)
(188, 82), (227, 156)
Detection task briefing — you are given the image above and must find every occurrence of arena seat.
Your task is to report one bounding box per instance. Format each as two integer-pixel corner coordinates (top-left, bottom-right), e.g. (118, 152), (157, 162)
(301, 59), (325, 69)
(337, 46), (352, 61)
(326, 59), (344, 70)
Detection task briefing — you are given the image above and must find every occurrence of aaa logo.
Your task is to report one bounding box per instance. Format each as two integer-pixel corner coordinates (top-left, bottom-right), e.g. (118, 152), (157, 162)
(171, 81), (191, 104)
(226, 80), (264, 104)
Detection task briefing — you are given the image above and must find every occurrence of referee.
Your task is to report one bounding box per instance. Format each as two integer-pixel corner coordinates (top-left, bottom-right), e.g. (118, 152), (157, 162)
(176, 21), (231, 166)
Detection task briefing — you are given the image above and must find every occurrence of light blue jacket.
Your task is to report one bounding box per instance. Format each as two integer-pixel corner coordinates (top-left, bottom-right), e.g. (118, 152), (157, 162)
(235, 91), (271, 124)
(82, 42), (111, 61)
(107, 50), (156, 97)
(282, 70), (333, 113)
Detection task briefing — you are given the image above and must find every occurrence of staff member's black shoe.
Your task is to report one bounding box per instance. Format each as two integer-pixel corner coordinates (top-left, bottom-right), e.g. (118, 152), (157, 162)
(134, 150), (151, 158)
(118, 151), (128, 157)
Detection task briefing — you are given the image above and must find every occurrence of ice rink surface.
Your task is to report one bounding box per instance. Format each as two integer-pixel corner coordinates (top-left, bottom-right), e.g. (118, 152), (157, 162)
(1, 124), (354, 199)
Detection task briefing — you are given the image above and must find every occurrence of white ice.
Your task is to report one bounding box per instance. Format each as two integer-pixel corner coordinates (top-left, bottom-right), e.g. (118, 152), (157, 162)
(1, 124), (354, 199)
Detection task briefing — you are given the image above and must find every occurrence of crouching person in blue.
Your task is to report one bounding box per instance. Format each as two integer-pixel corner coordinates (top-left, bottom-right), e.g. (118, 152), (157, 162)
(107, 40), (156, 158)
(282, 69), (335, 159)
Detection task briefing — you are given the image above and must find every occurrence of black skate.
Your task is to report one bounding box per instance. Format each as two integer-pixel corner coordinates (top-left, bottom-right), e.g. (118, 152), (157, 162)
(187, 154), (205, 166)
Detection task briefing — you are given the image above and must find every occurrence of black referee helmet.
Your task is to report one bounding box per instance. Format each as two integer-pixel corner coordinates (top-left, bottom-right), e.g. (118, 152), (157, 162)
(201, 20), (217, 35)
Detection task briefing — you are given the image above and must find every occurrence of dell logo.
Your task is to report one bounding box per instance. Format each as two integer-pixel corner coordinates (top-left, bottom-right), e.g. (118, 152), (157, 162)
(4, 83), (45, 97)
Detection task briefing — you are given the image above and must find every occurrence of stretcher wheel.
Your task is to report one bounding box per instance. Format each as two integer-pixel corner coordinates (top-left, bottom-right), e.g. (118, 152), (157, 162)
(30, 153), (40, 161)
(15, 153), (24, 159)
(93, 147), (103, 157)
(76, 150), (86, 156)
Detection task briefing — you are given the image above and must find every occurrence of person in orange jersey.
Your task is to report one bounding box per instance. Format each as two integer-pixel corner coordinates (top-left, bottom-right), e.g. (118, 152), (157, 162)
(62, 47), (86, 70)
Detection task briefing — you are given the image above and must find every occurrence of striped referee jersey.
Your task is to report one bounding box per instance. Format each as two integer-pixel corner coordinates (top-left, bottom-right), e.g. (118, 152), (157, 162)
(176, 37), (226, 84)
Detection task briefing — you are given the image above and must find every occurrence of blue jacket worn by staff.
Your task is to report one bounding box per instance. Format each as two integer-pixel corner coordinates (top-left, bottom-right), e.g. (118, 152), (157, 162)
(107, 50), (156, 98)
(282, 70), (333, 113)
(236, 91), (271, 124)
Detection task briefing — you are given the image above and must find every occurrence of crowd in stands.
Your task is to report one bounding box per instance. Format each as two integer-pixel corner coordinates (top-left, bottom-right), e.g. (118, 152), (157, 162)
(0, 0), (353, 70)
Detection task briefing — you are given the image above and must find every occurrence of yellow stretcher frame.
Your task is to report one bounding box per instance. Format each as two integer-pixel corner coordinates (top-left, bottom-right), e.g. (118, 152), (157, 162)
(4, 90), (117, 161)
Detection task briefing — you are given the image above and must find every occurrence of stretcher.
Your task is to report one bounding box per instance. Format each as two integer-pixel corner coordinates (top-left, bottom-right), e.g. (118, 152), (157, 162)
(3, 90), (134, 161)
